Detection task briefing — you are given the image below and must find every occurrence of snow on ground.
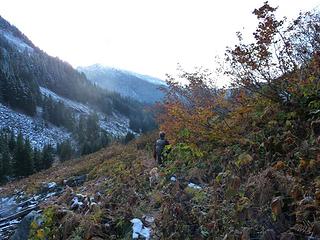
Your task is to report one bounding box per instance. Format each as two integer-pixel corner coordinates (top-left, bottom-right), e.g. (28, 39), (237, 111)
(0, 87), (133, 151)
(40, 87), (90, 114)
(40, 87), (134, 137)
(98, 112), (134, 137)
(0, 30), (34, 53)
(0, 103), (71, 149)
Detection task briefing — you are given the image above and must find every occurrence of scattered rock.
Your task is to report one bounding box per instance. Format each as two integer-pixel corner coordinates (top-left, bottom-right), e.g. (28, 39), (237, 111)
(64, 175), (87, 187)
(39, 182), (63, 197)
(143, 215), (155, 226)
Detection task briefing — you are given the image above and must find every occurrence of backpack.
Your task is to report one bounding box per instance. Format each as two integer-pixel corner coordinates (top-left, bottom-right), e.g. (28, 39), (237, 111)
(155, 139), (167, 156)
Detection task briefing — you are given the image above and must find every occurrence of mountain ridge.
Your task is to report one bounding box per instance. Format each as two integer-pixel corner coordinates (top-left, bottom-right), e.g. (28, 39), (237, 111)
(77, 64), (166, 103)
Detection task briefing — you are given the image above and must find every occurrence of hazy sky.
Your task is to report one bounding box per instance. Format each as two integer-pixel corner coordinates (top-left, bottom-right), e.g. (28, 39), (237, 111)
(1, 0), (319, 83)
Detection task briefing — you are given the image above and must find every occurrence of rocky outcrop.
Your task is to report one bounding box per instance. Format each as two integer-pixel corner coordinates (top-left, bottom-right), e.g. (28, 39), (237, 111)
(10, 211), (41, 240)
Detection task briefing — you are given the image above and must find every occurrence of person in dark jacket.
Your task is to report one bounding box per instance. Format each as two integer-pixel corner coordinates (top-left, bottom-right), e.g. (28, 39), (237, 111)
(153, 131), (170, 166)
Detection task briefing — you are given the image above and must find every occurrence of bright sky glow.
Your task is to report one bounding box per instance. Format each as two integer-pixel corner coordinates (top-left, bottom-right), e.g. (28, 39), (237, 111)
(1, 0), (319, 84)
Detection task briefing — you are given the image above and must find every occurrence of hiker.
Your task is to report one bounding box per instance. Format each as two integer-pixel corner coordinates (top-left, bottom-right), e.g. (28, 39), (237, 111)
(153, 131), (170, 166)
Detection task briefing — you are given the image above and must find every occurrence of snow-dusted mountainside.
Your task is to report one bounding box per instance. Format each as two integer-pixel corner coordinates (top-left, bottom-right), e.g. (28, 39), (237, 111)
(0, 16), (151, 148)
(0, 103), (71, 149)
(0, 87), (134, 149)
(0, 29), (33, 53)
(0, 16), (35, 51)
(40, 87), (133, 137)
(77, 64), (166, 103)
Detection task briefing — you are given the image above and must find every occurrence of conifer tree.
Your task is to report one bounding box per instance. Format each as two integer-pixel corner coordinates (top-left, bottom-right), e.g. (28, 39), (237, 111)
(23, 138), (34, 176)
(1, 143), (11, 177)
(33, 147), (42, 172)
(57, 140), (73, 162)
(42, 144), (54, 169)
(8, 130), (16, 152)
(13, 132), (24, 177)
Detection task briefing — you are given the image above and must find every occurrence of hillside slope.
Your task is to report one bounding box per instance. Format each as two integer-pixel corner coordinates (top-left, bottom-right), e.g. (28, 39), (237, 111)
(0, 113), (319, 239)
(0, 15), (157, 149)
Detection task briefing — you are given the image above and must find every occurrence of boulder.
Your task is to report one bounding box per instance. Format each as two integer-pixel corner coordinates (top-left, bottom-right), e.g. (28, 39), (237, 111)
(40, 182), (58, 193)
(64, 175), (87, 187)
(10, 210), (41, 240)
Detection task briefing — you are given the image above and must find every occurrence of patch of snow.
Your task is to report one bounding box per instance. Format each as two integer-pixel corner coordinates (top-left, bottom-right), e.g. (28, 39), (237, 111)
(71, 196), (83, 210)
(130, 218), (150, 240)
(8, 220), (20, 225)
(0, 197), (18, 218)
(40, 87), (135, 137)
(99, 112), (134, 137)
(0, 103), (71, 149)
(170, 176), (177, 182)
(79, 64), (166, 86)
(45, 192), (57, 199)
(0, 30), (33, 53)
(47, 182), (57, 189)
(188, 182), (202, 190)
(40, 87), (90, 114)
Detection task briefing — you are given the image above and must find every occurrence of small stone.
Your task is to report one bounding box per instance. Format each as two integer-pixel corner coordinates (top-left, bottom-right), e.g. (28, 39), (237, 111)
(144, 215), (155, 224)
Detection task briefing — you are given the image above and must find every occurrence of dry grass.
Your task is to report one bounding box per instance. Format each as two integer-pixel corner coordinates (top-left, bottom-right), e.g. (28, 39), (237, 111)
(0, 144), (129, 196)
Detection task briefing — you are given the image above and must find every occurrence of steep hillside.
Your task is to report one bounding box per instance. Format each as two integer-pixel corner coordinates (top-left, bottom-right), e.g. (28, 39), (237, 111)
(39, 87), (132, 137)
(0, 103), (71, 149)
(0, 15), (158, 183)
(78, 64), (166, 103)
(0, 16), (157, 146)
(1, 106), (318, 239)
